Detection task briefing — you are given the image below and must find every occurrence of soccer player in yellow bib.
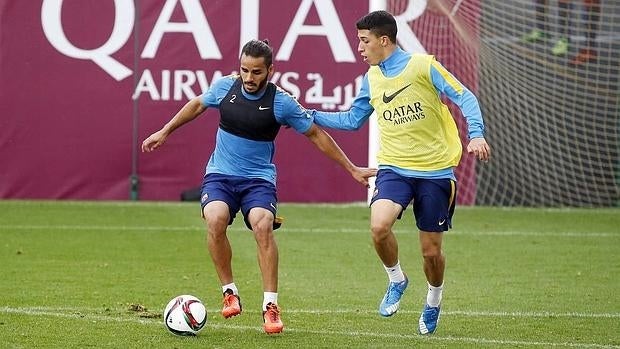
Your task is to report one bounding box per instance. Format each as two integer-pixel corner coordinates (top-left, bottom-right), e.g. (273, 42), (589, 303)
(312, 10), (491, 335)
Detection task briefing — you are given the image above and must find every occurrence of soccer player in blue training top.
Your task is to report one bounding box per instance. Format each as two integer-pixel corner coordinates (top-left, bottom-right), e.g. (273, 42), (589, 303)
(142, 39), (376, 334)
(312, 10), (491, 335)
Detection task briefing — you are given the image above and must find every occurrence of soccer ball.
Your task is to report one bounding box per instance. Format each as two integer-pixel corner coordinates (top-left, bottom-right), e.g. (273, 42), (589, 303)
(163, 295), (207, 336)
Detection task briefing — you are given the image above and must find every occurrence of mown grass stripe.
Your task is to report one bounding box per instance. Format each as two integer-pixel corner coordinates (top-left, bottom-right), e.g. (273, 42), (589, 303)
(2, 306), (618, 319)
(2, 200), (619, 213)
(1, 306), (617, 349)
(2, 224), (617, 237)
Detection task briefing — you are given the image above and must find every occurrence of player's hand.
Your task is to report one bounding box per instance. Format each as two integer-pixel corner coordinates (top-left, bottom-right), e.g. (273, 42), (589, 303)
(352, 167), (378, 187)
(141, 130), (168, 152)
(467, 137), (490, 162)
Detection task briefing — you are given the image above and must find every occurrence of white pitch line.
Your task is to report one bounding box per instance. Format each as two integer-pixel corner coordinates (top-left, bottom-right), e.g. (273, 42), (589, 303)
(7, 306), (618, 319)
(1, 225), (617, 237)
(206, 309), (620, 319)
(3, 200), (619, 213)
(443, 310), (620, 319)
(1, 307), (618, 349)
(6, 306), (619, 319)
(4, 306), (619, 319)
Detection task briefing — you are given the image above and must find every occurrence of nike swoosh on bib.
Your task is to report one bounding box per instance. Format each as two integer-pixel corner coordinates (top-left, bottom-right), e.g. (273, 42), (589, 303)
(382, 83), (412, 103)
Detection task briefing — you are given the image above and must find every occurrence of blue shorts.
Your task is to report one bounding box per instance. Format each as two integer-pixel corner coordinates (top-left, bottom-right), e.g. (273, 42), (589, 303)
(200, 173), (278, 230)
(370, 169), (457, 232)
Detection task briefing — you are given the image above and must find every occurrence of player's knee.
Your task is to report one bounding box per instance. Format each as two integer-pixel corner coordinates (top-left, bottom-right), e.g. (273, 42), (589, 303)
(370, 223), (391, 242)
(204, 212), (228, 231)
(421, 247), (443, 261)
(250, 218), (274, 240)
(251, 222), (271, 235)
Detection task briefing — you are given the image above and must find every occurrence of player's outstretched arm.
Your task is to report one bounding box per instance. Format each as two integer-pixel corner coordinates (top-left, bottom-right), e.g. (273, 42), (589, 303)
(141, 96), (207, 152)
(304, 124), (377, 187)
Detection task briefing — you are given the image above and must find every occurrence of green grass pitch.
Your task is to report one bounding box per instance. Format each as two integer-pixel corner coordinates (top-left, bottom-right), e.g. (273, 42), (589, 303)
(1, 200), (619, 348)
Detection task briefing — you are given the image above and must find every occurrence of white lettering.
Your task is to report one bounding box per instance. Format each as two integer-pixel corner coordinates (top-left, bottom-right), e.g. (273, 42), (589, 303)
(369, 0), (386, 11)
(196, 71), (209, 93)
(394, 0), (428, 53)
(142, 0), (221, 59)
(174, 70), (197, 100)
(41, 0), (134, 81)
(133, 69), (231, 101)
(240, 0), (259, 56)
(195, 70), (226, 93)
(280, 72), (301, 99)
(132, 69), (365, 107)
(277, 0), (354, 62)
(161, 70), (171, 100)
(368, 0), (427, 53)
(42, 1), (375, 84)
(132, 69), (160, 100)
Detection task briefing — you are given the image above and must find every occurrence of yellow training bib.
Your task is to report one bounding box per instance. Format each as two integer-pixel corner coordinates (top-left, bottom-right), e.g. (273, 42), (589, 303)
(368, 54), (462, 171)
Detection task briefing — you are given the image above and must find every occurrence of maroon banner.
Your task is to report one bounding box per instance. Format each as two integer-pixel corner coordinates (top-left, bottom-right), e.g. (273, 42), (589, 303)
(1, 0), (479, 203)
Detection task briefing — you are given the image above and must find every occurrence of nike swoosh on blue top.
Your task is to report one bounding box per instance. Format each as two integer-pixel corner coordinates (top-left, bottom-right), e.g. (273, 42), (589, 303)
(382, 84), (412, 103)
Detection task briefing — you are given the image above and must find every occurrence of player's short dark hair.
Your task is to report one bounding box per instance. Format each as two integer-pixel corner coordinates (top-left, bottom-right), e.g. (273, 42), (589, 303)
(356, 10), (397, 43)
(241, 39), (273, 67)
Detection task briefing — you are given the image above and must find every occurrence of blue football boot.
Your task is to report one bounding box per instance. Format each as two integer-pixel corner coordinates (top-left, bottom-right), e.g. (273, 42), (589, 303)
(418, 303), (441, 334)
(378, 276), (408, 317)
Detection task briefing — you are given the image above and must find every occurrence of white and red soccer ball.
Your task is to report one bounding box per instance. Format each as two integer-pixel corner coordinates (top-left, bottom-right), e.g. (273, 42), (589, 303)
(163, 295), (207, 336)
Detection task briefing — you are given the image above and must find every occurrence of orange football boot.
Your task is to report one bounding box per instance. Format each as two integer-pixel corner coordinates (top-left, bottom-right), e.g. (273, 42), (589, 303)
(262, 302), (284, 334)
(221, 289), (242, 318)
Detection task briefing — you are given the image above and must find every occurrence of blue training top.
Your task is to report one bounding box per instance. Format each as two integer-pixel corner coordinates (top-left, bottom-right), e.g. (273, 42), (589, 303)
(200, 75), (313, 184)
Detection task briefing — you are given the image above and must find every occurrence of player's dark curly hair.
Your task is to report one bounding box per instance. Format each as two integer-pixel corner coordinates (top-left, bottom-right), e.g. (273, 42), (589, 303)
(241, 39), (273, 67)
(356, 10), (397, 43)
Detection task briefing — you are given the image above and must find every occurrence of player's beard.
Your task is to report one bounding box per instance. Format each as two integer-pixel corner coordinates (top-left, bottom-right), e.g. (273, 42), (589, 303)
(243, 76), (268, 94)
